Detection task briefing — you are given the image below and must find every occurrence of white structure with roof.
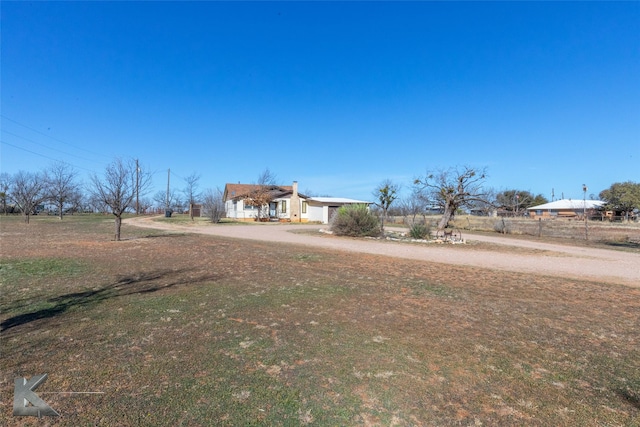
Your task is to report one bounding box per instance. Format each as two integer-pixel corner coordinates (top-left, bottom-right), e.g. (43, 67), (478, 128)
(527, 199), (605, 219)
(305, 197), (372, 224)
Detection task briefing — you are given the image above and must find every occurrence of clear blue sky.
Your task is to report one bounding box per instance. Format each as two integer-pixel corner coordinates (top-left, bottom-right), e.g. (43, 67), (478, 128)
(2, 1), (639, 203)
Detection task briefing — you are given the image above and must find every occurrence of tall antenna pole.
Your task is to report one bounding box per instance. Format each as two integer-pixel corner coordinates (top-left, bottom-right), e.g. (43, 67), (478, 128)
(583, 184), (588, 240)
(136, 159), (140, 215)
(166, 168), (170, 210)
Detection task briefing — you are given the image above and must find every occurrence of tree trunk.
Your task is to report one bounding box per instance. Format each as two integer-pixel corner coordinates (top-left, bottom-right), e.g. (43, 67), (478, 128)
(438, 201), (455, 230)
(114, 215), (122, 241)
(59, 202), (64, 220)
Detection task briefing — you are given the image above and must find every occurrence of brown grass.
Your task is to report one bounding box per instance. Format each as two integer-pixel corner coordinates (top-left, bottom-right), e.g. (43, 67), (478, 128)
(453, 215), (640, 246)
(1, 215), (638, 426)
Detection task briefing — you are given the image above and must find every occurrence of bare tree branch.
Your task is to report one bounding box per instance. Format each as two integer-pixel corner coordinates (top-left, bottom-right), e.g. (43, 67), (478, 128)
(183, 172), (202, 220)
(89, 158), (149, 241)
(414, 165), (489, 229)
(202, 187), (225, 223)
(9, 170), (48, 223)
(45, 162), (80, 219)
(257, 168), (277, 186)
(244, 168), (278, 221)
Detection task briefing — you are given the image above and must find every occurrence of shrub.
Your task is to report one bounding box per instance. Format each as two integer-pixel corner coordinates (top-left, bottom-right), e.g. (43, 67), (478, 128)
(409, 222), (431, 239)
(330, 204), (380, 237)
(493, 218), (512, 234)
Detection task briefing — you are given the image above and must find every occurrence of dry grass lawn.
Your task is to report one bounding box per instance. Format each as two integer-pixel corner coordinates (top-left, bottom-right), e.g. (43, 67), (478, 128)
(1, 215), (638, 426)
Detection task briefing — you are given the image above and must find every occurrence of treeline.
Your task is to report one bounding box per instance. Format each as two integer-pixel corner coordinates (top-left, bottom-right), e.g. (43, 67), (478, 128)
(1, 158), (225, 240)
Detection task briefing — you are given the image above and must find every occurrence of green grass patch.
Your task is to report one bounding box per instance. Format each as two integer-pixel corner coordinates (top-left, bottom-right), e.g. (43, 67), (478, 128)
(409, 280), (458, 298)
(1, 258), (86, 281)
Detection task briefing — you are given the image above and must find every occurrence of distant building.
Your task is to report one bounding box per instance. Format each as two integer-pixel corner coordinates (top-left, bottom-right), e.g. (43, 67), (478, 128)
(527, 199), (605, 220)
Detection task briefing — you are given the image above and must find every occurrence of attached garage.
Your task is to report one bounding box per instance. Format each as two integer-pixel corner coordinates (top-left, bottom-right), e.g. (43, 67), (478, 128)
(306, 197), (372, 224)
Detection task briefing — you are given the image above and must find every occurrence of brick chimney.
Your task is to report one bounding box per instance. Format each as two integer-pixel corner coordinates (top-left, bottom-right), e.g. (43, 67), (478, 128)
(290, 181), (301, 222)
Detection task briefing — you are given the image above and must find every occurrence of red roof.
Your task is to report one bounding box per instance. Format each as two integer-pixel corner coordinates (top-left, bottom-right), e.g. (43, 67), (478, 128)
(223, 183), (293, 201)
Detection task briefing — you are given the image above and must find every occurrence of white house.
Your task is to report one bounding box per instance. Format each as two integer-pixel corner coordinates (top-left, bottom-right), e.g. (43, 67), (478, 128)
(223, 181), (371, 224)
(527, 199), (605, 220)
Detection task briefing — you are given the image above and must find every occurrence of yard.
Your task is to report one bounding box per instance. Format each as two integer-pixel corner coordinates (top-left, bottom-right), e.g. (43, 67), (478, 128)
(1, 215), (638, 426)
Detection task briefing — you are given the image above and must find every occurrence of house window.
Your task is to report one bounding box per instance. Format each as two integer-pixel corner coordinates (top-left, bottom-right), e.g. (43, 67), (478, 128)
(281, 200), (287, 213)
(302, 201), (307, 214)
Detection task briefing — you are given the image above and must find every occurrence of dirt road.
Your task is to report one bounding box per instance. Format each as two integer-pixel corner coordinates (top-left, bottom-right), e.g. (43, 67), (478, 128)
(127, 217), (640, 287)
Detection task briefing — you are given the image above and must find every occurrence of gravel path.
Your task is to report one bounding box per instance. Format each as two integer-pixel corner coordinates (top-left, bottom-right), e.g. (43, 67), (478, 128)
(127, 217), (639, 287)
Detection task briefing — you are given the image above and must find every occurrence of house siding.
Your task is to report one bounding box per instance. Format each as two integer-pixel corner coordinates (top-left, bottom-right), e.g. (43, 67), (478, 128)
(225, 199), (260, 221)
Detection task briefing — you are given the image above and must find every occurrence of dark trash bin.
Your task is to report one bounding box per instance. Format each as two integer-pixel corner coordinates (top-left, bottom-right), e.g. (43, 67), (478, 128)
(165, 210), (173, 218)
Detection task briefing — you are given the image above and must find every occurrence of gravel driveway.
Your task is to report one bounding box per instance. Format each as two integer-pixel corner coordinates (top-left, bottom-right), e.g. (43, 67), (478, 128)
(127, 217), (639, 287)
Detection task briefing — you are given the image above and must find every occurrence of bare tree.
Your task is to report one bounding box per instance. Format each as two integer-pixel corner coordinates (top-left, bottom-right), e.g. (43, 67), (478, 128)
(87, 192), (110, 214)
(257, 168), (277, 186)
(45, 162), (80, 220)
(66, 189), (85, 214)
(494, 190), (548, 217)
(153, 190), (166, 210)
(153, 189), (183, 213)
(373, 179), (399, 233)
(0, 172), (12, 215)
(244, 187), (275, 221)
(202, 187), (225, 223)
(138, 197), (153, 214)
(244, 168), (278, 221)
(414, 166), (489, 230)
(465, 186), (497, 217)
(399, 186), (428, 225)
(9, 170), (48, 223)
(183, 172), (202, 220)
(89, 158), (151, 241)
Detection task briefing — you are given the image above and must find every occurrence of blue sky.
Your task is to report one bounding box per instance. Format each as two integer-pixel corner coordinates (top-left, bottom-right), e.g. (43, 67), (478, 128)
(2, 1), (638, 203)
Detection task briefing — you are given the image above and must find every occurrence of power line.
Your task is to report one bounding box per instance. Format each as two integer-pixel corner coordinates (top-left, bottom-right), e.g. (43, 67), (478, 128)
(2, 129), (103, 165)
(2, 115), (168, 184)
(171, 171), (185, 180)
(1, 114), (112, 160)
(0, 139), (97, 173)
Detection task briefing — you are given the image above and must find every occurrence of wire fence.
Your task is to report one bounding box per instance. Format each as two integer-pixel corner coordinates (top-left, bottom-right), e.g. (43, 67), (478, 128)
(389, 215), (640, 244)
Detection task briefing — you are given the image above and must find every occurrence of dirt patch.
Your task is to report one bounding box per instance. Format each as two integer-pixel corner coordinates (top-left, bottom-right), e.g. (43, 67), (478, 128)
(127, 216), (640, 287)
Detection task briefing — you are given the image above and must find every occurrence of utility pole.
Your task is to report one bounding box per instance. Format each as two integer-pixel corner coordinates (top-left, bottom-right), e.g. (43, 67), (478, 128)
(166, 168), (170, 211)
(583, 184), (588, 240)
(136, 159), (140, 215)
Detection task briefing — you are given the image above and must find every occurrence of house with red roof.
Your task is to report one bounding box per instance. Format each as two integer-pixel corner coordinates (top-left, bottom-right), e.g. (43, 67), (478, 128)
(223, 181), (371, 224)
